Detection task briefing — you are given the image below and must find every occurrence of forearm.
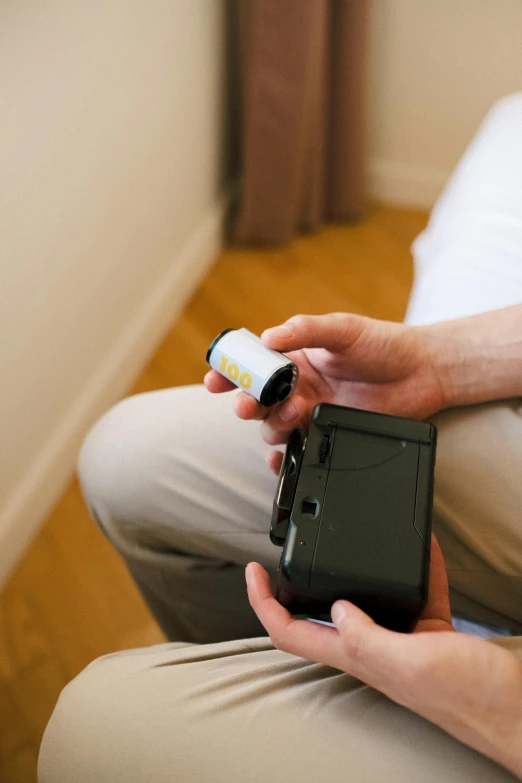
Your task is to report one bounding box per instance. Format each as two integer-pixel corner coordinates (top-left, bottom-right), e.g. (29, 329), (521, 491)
(420, 304), (522, 409)
(406, 645), (522, 778)
(454, 655), (522, 778)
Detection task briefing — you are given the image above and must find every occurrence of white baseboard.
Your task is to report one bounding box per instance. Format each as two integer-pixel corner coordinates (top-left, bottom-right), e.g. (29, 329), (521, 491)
(0, 189), (232, 589)
(369, 158), (450, 210)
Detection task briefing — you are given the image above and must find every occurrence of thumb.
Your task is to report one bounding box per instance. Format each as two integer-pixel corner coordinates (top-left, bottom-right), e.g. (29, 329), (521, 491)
(331, 601), (410, 686)
(262, 313), (366, 353)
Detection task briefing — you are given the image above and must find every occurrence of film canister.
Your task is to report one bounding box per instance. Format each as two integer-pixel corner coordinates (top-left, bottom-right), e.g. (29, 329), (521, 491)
(206, 328), (299, 406)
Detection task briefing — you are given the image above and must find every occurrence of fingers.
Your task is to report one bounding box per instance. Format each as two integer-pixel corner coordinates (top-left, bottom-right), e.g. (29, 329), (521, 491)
(204, 374), (272, 423)
(205, 370), (308, 439)
(246, 562), (295, 633)
(246, 563), (345, 667)
(233, 392), (268, 421)
(259, 394), (309, 445)
(246, 564), (411, 685)
(267, 450), (284, 475)
(204, 370), (236, 394)
(246, 564), (446, 705)
(262, 313), (366, 353)
(418, 534), (454, 628)
(330, 601), (411, 688)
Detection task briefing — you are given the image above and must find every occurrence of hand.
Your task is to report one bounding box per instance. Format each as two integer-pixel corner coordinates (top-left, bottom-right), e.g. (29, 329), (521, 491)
(246, 536), (522, 777)
(205, 314), (447, 473)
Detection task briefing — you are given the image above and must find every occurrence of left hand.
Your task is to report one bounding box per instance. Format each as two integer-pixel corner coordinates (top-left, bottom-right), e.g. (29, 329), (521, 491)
(246, 536), (522, 776)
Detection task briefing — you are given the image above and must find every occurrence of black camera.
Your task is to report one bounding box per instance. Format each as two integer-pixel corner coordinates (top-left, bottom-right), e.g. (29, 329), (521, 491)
(271, 403), (437, 632)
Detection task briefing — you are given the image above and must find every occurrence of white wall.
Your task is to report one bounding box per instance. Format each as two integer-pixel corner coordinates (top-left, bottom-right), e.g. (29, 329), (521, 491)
(368, 0), (522, 207)
(4, 0), (520, 584)
(0, 0), (230, 585)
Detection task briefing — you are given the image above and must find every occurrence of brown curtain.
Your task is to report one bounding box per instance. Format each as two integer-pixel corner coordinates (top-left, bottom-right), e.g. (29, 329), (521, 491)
(233, 0), (369, 246)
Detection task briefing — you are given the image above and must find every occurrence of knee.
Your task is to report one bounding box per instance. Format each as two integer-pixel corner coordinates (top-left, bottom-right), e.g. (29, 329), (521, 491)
(39, 646), (194, 782)
(78, 395), (154, 532)
(38, 667), (95, 781)
(77, 388), (197, 541)
(38, 656), (139, 781)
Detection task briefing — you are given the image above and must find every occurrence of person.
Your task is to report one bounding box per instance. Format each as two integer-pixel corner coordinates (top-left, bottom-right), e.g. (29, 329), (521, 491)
(38, 95), (522, 782)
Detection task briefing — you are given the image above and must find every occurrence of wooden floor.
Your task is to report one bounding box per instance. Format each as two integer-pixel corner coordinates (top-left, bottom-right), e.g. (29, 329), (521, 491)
(0, 204), (427, 782)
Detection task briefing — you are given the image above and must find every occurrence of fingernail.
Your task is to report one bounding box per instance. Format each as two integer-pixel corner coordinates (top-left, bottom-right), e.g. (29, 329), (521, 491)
(279, 401), (297, 422)
(262, 324), (293, 340)
(245, 563), (254, 586)
(331, 602), (347, 626)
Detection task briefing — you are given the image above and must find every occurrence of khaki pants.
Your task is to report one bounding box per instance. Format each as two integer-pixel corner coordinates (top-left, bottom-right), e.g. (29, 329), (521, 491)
(39, 96), (522, 782)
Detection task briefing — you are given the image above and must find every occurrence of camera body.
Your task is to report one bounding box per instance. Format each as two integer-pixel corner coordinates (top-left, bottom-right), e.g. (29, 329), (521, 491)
(271, 403), (437, 632)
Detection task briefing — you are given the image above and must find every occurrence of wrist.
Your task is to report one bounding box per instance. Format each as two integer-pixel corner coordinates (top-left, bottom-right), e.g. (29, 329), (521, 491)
(414, 323), (462, 411)
(479, 661), (522, 778)
(429, 650), (522, 777)
(416, 306), (522, 410)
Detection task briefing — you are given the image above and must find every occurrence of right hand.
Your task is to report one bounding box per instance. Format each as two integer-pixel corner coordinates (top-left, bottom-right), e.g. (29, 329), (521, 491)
(205, 313), (448, 472)
(246, 535), (522, 778)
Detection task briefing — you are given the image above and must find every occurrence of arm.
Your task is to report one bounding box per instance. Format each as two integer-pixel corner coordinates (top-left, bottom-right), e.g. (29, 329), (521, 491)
(423, 304), (522, 408)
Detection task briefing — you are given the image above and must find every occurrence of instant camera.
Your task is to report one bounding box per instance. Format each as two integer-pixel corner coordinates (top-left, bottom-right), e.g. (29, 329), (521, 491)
(271, 403), (437, 632)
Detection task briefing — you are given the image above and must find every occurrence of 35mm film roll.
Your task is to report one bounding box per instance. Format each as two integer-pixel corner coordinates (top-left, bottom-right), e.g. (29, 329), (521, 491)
(206, 328), (299, 406)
